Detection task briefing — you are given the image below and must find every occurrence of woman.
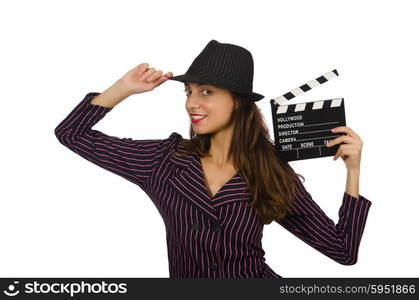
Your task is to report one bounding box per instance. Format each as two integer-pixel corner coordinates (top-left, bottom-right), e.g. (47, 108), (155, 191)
(54, 40), (372, 278)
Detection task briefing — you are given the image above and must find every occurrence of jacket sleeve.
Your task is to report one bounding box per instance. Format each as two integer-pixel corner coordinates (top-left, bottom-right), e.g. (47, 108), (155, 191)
(54, 92), (181, 193)
(275, 165), (372, 265)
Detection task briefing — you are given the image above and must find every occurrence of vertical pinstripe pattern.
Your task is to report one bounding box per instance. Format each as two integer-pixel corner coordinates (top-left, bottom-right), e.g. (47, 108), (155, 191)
(54, 92), (373, 278)
(276, 173), (372, 265)
(184, 40), (255, 91)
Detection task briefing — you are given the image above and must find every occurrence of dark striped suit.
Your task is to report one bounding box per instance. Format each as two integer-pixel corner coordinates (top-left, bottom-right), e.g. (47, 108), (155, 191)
(54, 92), (372, 278)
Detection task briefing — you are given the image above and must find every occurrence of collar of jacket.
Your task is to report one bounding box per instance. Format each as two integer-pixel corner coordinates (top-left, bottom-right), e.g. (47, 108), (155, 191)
(168, 145), (251, 222)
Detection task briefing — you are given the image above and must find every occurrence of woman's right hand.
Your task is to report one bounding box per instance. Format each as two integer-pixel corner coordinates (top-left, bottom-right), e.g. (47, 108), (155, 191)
(119, 63), (173, 95)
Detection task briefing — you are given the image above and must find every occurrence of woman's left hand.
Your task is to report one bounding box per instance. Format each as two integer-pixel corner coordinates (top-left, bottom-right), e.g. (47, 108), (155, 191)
(326, 126), (363, 171)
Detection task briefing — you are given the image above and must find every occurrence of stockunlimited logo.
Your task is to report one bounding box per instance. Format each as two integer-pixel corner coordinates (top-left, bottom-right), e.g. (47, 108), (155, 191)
(3, 281), (20, 297)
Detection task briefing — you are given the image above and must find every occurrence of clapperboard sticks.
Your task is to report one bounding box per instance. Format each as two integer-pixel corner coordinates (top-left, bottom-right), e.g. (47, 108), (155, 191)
(270, 69), (347, 162)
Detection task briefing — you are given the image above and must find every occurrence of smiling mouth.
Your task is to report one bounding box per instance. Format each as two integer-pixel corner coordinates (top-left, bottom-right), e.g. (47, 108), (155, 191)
(191, 115), (207, 123)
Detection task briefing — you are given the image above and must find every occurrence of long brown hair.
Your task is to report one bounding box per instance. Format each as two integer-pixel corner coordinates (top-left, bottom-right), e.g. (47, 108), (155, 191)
(174, 91), (305, 224)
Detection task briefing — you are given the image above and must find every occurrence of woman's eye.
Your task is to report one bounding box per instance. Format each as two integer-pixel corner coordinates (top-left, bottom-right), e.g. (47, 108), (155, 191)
(184, 89), (212, 96)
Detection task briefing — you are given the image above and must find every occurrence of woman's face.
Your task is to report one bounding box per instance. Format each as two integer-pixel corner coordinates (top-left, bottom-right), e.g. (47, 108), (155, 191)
(184, 82), (237, 135)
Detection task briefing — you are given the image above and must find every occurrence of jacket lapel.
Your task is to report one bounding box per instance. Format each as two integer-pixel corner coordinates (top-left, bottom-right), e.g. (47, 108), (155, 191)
(168, 147), (250, 222)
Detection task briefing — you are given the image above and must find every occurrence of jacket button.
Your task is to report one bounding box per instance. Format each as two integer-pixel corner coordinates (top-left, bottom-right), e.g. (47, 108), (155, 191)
(211, 221), (220, 231)
(192, 222), (199, 230)
(211, 262), (218, 270)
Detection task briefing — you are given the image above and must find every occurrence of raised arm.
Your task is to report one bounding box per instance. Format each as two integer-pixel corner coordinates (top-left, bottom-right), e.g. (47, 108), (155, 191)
(275, 166), (372, 265)
(55, 92), (181, 191)
(54, 63), (175, 193)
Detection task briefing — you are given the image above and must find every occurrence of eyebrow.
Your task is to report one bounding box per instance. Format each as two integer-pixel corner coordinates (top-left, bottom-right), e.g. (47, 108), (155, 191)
(184, 83), (207, 88)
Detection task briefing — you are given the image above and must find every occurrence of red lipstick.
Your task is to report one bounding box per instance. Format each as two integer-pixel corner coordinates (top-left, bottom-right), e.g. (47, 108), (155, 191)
(190, 115), (207, 123)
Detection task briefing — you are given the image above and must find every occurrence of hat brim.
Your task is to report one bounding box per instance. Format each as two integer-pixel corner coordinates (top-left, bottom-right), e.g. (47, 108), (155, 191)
(169, 74), (264, 102)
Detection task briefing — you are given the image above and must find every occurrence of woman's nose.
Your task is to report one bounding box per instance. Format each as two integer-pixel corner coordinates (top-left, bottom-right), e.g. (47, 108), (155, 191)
(186, 97), (202, 109)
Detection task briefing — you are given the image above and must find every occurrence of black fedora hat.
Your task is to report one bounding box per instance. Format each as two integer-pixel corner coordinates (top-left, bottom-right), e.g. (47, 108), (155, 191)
(169, 39), (264, 102)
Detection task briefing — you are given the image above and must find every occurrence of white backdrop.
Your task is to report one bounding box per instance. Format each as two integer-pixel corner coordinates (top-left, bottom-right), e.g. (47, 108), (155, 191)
(1, 0), (417, 278)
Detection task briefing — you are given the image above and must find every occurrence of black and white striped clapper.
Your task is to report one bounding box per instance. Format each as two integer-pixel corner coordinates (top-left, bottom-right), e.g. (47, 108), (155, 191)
(270, 69), (346, 162)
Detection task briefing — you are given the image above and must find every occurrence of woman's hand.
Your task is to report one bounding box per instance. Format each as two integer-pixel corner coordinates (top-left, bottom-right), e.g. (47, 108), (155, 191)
(325, 126), (363, 171)
(119, 62), (173, 95)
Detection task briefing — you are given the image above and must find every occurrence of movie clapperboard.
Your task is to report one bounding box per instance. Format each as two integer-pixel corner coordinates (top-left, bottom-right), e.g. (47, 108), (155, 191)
(270, 69), (346, 162)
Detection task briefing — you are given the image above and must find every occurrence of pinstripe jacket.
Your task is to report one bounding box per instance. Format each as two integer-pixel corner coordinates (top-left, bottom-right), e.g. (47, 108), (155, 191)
(54, 92), (372, 278)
